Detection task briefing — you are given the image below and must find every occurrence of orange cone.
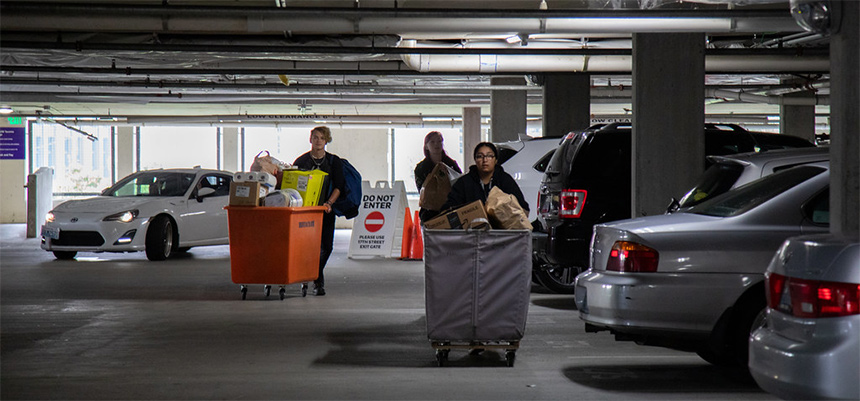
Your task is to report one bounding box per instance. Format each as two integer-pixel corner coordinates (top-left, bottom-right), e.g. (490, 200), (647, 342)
(408, 210), (424, 260)
(400, 207), (413, 259)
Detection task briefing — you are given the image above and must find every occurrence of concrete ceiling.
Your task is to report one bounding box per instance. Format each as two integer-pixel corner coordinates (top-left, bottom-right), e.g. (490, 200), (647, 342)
(0, 0), (831, 129)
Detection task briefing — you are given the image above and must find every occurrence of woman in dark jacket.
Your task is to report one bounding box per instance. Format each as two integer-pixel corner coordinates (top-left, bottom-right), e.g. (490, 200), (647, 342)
(414, 131), (462, 190)
(441, 142), (529, 214)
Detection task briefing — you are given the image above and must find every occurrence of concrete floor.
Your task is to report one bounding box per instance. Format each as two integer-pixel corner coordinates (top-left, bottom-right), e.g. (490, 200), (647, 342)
(1, 224), (775, 400)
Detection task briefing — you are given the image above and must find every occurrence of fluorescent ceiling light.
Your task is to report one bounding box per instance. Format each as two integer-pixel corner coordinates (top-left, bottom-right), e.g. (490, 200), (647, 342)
(505, 35), (521, 44)
(0, 106), (13, 114)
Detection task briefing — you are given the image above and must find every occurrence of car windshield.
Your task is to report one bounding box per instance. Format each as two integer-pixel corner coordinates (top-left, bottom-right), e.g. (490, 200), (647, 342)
(677, 161), (745, 208)
(688, 165), (825, 217)
(104, 172), (196, 197)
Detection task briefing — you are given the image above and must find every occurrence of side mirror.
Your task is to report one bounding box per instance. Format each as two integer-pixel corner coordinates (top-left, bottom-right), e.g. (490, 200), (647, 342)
(196, 187), (216, 202)
(665, 197), (680, 214)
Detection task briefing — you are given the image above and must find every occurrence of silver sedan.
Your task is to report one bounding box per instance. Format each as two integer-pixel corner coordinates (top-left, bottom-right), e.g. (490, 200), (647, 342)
(574, 162), (830, 366)
(749, 234), (860, 400)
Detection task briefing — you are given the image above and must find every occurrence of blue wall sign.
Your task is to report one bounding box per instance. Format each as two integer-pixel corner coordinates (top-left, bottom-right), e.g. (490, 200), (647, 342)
(0, 127), (26, 160)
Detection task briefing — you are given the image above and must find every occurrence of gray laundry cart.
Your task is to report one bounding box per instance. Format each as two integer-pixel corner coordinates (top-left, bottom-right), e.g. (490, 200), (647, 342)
(423, 228), (532, 367)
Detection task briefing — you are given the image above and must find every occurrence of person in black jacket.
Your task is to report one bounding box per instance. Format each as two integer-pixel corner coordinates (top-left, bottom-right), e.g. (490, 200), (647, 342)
(441, 142), (529, 215)
(414, 131), (462, 190)
(293, 126), (345, 296)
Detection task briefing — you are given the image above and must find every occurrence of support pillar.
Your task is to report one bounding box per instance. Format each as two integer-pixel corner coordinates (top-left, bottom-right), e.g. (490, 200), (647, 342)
(221, 127), (240, 172)
(462, 107), (482, 166)
(830, 1), (860, 238)
(542, 73), (591, 137)
(490, 76), (527, 142)
(632, 33), (705, 217)
(116, 126), (134, 179)
(780, 90), (816, 143)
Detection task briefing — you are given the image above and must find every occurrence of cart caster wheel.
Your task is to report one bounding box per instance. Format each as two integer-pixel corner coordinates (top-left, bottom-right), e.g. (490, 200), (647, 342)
(505, 351), (516, 367)
(279, 287), (286, 300)
(435, 350), (448, 367)
(264, 285), (271, 297)
(301, 283), (308, 297)
(240, 285), (247, 300)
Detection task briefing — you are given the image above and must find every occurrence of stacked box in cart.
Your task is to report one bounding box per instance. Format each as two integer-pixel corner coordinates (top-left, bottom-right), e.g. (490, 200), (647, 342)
(229, 181), (266, 206)
(423, 200), (488, 229)
(225, 206), (324, 285)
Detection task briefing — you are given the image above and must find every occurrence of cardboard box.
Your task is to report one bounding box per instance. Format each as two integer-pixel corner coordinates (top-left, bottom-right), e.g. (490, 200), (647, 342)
(281, 170), (328, 206)
(423, 200), (489, 230)
(229, 181), (266, 206)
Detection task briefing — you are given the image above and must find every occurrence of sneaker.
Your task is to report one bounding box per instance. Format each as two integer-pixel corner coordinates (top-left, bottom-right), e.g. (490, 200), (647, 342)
(313, 286), (326, 296)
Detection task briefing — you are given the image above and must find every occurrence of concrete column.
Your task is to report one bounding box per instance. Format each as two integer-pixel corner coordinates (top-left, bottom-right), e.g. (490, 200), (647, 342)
(462, 107), (482, 166)
(632, 33), (706, 217)
(116, 126), (134, 179)
(542, 73), (591, 137)
(221, 127), (240, 172)
(780, 91), (816, 143)
(490, 76), (527, 142)
(830, 0), (860, 239)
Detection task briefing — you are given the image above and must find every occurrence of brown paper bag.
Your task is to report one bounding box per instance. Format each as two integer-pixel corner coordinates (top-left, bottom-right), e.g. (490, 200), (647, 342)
(419, 162), (454, 211)
(485, 186), (532, 230)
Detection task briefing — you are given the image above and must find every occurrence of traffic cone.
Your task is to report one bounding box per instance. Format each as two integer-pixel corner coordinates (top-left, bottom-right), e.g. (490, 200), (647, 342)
(400, 207), (413, 259)
(408, 210), (424, 260)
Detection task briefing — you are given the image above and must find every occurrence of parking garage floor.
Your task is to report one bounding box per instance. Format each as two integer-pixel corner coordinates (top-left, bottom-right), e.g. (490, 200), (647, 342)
(1, 225), (775, 400)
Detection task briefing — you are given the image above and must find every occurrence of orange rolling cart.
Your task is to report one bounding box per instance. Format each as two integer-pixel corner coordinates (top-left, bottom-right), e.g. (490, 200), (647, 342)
(225, 206), (325, 300)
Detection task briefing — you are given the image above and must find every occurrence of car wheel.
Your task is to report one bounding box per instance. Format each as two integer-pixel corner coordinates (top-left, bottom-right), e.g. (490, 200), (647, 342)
(53, 251), (77, 260)
(534, 265), (581, 294)
(728, 298), (767, 366)
(145, 215), (174, 261)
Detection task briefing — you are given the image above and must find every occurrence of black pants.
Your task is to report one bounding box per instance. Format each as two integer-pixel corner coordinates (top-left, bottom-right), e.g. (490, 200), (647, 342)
(316, 211), (336, 287)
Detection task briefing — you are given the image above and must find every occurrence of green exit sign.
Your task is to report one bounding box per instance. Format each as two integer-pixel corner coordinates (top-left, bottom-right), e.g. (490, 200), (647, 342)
(7, 117), (23, 125)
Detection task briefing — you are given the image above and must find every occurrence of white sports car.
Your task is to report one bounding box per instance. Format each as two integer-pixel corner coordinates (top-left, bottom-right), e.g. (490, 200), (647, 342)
(41, 168), (233, 261)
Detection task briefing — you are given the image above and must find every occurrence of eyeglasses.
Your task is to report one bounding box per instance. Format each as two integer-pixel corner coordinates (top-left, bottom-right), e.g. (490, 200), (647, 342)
(475, 154), (496, 160)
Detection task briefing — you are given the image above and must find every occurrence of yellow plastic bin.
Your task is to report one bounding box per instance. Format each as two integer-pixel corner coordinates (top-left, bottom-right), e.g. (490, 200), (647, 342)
(225, 206), (325, 299)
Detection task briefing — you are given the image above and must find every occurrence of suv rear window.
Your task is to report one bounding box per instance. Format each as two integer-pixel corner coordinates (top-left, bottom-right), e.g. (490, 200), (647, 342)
(677, 161), (745, 209)
(752, 133), (815, 151)
(689, 165), (825, 218)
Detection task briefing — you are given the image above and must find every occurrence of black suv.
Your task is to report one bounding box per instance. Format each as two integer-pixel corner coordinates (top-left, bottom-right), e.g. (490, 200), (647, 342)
(532, 123), (815, 293)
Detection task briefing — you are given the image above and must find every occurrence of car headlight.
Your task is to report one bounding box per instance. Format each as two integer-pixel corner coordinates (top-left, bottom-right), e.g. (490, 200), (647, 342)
(45, 212), (55, 223)
(103, 210), (139, 223)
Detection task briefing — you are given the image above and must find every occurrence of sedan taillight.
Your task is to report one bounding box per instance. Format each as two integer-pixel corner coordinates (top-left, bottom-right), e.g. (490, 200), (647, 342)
(766, 272), (860, 318)
(559, 189), (587, 218)
(606, 241), (659, 272)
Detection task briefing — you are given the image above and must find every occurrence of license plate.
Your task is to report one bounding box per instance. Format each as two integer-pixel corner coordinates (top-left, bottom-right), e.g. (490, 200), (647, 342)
(41, 226), (60, 240)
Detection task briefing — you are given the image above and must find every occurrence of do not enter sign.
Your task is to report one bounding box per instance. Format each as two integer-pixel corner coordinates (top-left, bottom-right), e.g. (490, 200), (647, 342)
(349, 181), (407, 259)
(364, 211), (385, 233)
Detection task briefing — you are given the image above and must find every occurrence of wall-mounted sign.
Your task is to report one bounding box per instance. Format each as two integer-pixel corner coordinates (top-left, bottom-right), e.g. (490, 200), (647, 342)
(0, 127), (25, 160)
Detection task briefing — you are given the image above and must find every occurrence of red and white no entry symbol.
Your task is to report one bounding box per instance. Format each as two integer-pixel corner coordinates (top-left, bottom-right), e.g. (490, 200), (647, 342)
(364, 211), (385, 233)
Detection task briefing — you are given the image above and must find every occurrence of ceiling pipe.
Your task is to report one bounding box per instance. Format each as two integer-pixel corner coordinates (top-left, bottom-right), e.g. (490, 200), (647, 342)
(706, 88), (829, 105)
(0, 3), (803, 36)
(399, 40), (828, 73)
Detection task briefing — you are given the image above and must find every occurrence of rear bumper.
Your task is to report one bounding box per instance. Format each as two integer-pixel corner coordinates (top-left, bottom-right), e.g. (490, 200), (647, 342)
(574, 269), (756, 336)
(748, 313), (860, 400)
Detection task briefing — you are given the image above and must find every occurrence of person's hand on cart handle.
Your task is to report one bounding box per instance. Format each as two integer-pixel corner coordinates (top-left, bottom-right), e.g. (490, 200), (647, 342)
(324, 200), (333, 213)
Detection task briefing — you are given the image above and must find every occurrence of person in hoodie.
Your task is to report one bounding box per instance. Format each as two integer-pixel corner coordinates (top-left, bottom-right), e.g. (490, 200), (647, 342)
(440, 141), (529, 215)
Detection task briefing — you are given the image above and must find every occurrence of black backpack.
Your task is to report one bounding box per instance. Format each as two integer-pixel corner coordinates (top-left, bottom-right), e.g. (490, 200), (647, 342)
(329, 155), (362, 219)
